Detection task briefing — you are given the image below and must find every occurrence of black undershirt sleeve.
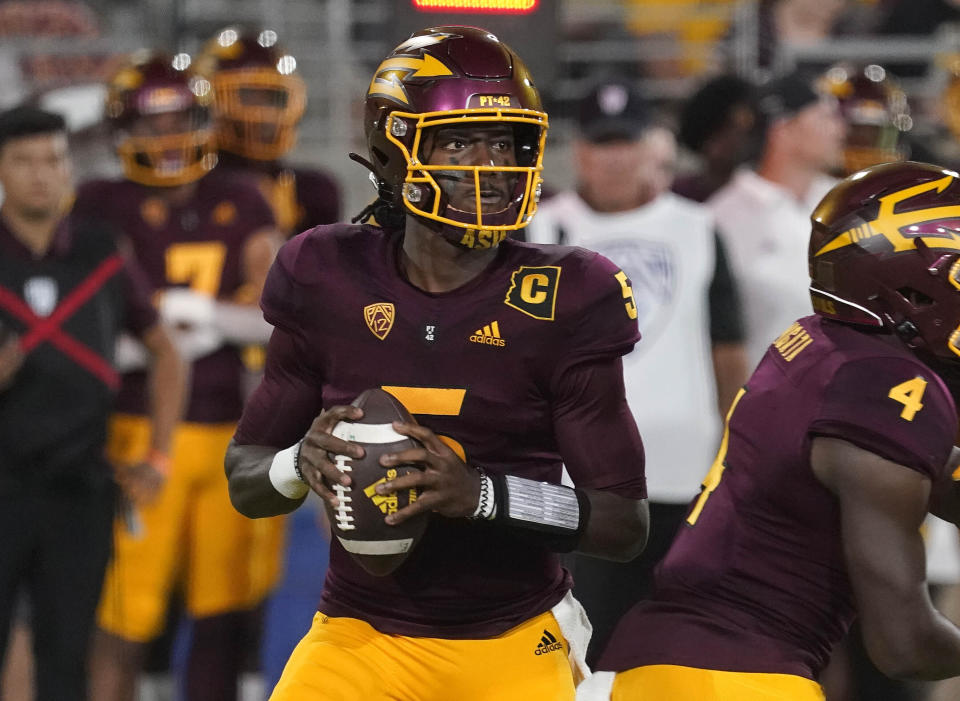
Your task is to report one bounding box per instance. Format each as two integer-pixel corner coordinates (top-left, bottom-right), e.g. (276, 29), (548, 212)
(708, 230), (745, 345)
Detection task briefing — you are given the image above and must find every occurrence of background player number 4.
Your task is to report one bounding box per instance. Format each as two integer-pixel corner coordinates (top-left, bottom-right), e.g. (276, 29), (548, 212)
(685, 376), (928, 529)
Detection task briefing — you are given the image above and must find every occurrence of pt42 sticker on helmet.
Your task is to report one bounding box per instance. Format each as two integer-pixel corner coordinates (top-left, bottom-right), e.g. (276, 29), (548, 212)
(504, 265), (560, 321)
(472, 95), (513, 108)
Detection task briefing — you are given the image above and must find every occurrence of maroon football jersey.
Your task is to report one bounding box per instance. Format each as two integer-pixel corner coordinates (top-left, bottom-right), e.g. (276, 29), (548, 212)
(216, 153), (341, 237)
(234, 223), (646, 638)
(73, 170), (275, 423)
(598, 315), (957, 679)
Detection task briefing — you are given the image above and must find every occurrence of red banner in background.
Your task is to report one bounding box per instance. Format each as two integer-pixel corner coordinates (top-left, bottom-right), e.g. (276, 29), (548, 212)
(0, 1), (123, 89)
(0, 1), (98, 37)
(411, 0), (539, 14)
(19, 54), (125, 88)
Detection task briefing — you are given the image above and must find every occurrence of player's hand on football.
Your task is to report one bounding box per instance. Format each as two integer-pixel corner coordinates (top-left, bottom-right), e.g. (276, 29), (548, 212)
(0, 332), (24, 392)
(298, 405), (366, 506)
(376, 422), (481, 524)
(116, 461), (166, 506)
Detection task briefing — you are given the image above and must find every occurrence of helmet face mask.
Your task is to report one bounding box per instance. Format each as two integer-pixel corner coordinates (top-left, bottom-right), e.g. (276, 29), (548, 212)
(843, 121), (904, 174)
(385, 110), (545, 245)
(106, 51), (216, 187)
(197, 27), (306, 161)
(809, 162), (960, 364)
(363, 26), (548, 249)
(210, 68), (305, 160)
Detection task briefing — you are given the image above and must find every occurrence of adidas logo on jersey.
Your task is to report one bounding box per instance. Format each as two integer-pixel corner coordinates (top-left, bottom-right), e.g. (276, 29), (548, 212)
(534, 630), (563, 655)
(469, 321), (506, 347)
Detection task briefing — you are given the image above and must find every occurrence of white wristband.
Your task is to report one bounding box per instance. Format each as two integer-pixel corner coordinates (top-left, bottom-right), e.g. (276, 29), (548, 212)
(269, 442), (309, 499)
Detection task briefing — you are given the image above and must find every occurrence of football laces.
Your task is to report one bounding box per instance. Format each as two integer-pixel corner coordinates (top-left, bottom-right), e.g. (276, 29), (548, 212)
(333, 453), (355, 530)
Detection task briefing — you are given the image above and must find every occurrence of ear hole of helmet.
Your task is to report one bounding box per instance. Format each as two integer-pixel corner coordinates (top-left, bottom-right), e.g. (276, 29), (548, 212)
(371, 146), (389, 168)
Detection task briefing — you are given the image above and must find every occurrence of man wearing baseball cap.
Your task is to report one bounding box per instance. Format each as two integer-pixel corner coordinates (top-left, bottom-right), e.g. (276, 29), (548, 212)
(707, 70), (845, 369)
(527, 78), (747, 665)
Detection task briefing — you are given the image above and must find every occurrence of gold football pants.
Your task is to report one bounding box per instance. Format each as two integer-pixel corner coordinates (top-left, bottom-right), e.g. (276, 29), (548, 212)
(270, 610), (578, 700)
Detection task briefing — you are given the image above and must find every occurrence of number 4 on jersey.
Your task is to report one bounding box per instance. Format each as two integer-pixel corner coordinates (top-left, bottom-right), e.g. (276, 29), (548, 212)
(888, 377), (927, 421)
(686, 387), (746, 526)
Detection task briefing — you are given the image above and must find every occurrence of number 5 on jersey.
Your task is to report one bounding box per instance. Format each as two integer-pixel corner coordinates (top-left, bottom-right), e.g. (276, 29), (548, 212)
(381, 386), (467, 460)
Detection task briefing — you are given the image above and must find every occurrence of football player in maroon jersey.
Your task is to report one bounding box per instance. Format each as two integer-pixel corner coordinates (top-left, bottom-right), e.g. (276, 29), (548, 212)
(77, 51), (284, 701)
(195, 26), (344, 687)
(225, 26), (649, 700)
(196, 26), (340, 236)
(584, 161), (960, 700)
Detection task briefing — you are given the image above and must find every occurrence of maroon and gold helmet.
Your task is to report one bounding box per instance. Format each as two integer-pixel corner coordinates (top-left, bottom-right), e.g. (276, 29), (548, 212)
(943, 55), (960, 144)
(105, 50), (216, 187)
(196, 27), (306, 161)
(810, 161), (960, 361)
(819, 63), (912, 175)
(363, 26), (548, 249)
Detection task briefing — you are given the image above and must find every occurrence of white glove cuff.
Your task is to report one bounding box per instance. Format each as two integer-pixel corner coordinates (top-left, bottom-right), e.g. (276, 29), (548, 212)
(160, 288), (215, 327)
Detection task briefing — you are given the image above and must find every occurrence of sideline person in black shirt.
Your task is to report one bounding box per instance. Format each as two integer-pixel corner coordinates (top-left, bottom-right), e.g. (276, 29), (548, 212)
(0, 106), (185, 701)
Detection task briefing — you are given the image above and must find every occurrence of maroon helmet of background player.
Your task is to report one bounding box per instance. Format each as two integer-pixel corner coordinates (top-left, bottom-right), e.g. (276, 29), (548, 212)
(360, 26), (548, 249)
(196, 26), (306, 161)
(819, 63), (913, 175)
(810, 161), (960, 361)
(105, 50), (216, 187)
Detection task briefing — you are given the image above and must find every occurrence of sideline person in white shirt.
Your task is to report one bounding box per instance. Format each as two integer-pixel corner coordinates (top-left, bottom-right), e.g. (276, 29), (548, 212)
(708, 71), (845, 370)
(527, 78), (748, 667)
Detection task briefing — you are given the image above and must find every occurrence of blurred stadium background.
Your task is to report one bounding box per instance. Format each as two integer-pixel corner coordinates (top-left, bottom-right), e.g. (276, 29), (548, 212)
(4, 0), (960, 218)
(5, 2), (960, 700)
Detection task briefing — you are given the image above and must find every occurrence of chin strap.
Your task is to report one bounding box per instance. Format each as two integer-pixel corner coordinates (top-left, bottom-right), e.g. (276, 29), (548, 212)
(348, 153), (407, 229)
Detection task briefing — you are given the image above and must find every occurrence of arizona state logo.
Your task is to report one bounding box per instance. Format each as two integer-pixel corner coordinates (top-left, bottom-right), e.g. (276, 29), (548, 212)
(814, 175), (960, 257)
(367, 33), (458, 105)
(364, 302), (395, 340)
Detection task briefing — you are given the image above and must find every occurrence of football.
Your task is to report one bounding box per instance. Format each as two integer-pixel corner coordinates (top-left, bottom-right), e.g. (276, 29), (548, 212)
(325, 388), (427, 576)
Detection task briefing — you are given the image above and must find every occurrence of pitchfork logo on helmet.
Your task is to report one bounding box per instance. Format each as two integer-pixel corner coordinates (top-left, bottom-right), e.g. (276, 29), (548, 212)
(809, 161), (960, 361)
(362, 26), (548, 249)
(106, 50), (216, 187)
(196, 26), (306, 161)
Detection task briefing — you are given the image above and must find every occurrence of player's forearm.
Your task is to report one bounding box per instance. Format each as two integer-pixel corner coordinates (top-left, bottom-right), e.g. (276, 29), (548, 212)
(224, 439), (306, 518)
(212, 301), (273, 345)
(142, 323), (186, 455)
(865, 606), (960, 680)
(929, 447), (960, 525)
(576, 490), (649, 561)
(477, 474), (648, 560)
